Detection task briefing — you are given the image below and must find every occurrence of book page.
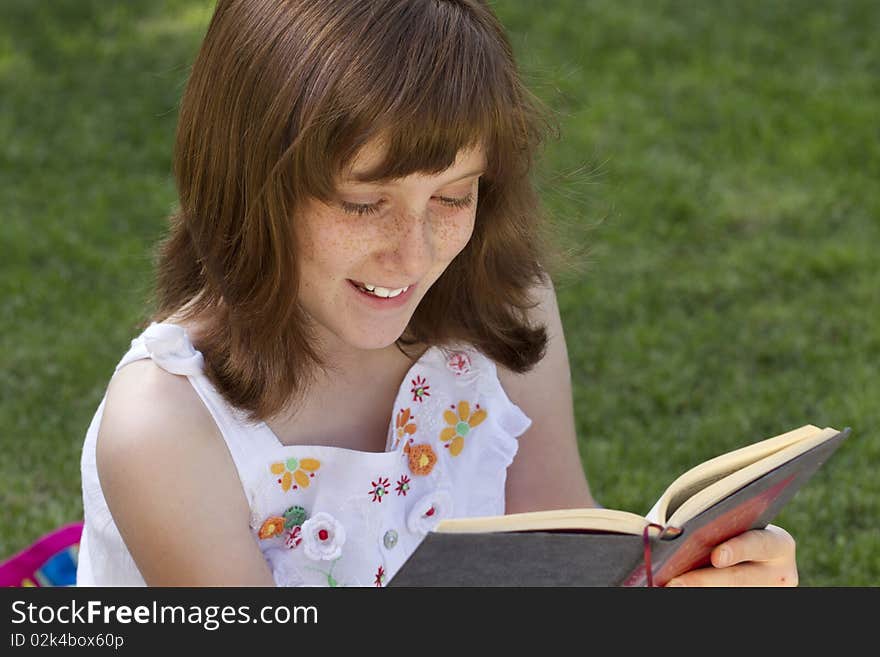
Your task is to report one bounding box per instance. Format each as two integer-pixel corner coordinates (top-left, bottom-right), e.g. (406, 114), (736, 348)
(647, 424), (822, 524)
(666, 426), (840, 527)
(436, 507), (651, 536)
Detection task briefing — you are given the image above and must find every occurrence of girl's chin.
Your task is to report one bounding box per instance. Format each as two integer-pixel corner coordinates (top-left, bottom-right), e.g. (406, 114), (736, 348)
(319, 318), (411, 352)
(349, 328), (411, 351)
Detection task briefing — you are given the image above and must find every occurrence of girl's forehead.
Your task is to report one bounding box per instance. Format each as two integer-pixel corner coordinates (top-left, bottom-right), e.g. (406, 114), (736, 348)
(340, 139), (386, 179)
(340, 139), (487, 184)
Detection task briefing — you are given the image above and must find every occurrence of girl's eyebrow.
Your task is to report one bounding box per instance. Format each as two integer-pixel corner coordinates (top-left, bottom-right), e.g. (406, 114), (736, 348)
(345, 168), (486, 186)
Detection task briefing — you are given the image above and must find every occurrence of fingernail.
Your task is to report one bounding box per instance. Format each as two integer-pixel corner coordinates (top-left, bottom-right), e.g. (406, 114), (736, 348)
(666, 579), (686, 587)
(718, 547), (731, 566)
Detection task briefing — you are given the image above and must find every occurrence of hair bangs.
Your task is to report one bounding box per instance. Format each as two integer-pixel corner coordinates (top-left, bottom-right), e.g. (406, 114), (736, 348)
(296, 0), (521, 197)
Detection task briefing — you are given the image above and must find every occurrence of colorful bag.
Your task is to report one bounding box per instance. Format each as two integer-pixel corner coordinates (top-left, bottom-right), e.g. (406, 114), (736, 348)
(0, 522), (83, 587)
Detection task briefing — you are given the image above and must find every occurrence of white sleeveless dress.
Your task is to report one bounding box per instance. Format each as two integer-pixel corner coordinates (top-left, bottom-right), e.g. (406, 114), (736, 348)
(77, 322), (532, 586)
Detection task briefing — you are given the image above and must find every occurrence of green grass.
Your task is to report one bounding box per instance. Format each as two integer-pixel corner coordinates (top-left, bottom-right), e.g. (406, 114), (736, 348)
(2, 0), (878, 586)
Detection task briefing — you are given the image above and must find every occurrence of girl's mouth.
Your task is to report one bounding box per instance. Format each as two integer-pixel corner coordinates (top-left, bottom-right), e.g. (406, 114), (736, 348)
(347, 279), (416, 308)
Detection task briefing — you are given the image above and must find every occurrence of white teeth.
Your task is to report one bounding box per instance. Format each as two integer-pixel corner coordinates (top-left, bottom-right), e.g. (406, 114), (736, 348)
(357, 282), (409, 298)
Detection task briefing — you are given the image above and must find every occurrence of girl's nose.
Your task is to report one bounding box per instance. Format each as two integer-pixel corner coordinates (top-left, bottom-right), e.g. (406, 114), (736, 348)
(375, 207), (435, 279)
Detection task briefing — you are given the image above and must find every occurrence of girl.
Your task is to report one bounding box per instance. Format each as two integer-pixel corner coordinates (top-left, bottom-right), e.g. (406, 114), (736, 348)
(77, 0), (797, 587)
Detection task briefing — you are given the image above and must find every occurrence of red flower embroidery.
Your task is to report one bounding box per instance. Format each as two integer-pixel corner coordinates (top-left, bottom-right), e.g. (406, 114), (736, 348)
(396, 474), (411, 496)
(410, 375), (431, 403)
(447, 352), (472, 376)
(370, 477), (391, 503)
(375, 565), (386, 587)
(285, 525), (303, 549)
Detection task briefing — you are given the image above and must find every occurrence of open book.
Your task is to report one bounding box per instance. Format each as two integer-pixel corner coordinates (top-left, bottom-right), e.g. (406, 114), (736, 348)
(389, 424), (851, 587)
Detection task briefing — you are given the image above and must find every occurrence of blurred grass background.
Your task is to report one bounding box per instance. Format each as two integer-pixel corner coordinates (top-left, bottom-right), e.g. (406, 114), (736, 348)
(1, 0), (877, 585)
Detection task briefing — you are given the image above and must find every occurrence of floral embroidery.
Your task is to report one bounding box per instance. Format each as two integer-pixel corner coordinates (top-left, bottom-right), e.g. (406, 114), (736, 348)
(269, 457), (321, 492)
(404, 442), (437, 476)
(395, 474), (411, 496)
(374, 565), (386, 587)
(407, 490), (453, 535)
(260, 506), (308, 545)
(281, 505), (308, 548)
(446, 351), (472, 376)
(285, 525), (303, 549)
(410, 375), (431, 403)
(392, 408), (417, 449)
(440, 401), (487, 456)
(283, 505), (308, 529)
(369, 476), (391, 503)
(258, 516), (286, 540)
(301, 512), (346, 561)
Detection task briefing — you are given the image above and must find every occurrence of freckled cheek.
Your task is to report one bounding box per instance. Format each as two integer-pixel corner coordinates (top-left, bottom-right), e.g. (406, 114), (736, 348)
(295, 209), (361, 278)
(432, 213), (476, 259)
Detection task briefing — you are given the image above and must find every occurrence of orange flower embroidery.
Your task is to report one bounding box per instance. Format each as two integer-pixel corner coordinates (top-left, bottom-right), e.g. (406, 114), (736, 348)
(440, 400), (487, 456)
(393, 408), (418, 449)
(258, 516), (286, 539)
(404, 442), (437, 476)
(270, 457), (321, 492)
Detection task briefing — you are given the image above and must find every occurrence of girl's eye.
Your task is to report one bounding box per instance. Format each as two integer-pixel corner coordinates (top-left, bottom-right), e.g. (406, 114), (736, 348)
(435, 193), (474, 209)
(339, 192), (474, 217)
(340, 200), (382, 216)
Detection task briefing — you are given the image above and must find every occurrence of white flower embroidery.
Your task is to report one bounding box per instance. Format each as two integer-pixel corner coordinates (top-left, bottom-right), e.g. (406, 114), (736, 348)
(445, 349), (480, 386)
(446, 351), (473, 376)
(407, 489), (454, 535)
(301, 512), (346, 561)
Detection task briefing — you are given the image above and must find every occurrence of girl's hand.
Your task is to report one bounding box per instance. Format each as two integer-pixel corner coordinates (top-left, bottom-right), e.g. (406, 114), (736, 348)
(665, 524), (798, 587)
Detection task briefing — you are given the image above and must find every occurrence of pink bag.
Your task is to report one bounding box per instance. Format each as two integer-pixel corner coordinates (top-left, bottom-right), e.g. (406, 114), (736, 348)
(0, 521), (83, 587)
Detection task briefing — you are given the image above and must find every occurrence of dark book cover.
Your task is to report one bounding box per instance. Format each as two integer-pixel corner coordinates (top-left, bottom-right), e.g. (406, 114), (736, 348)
(388, 530), (645, 587)
(627, 426), (851, 586)
(389, 427), (851, 587)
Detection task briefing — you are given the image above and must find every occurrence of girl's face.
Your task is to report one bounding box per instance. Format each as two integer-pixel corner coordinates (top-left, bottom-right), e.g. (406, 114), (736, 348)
(295, 141), (486, 354)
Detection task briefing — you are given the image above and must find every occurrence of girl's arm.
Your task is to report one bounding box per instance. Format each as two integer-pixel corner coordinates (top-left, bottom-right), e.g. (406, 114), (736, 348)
(497, 277), (798, 586)
(498, 277), (598, 514)
(96, 360), (276, 586)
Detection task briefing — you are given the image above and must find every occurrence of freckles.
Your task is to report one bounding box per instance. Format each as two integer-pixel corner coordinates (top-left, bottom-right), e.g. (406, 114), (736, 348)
(434, 223), (461, 250)
(415, 214), (473, 258)
(304, 206), (358, 262)
(390, 213), (410, 236)
(293, 207), (319, 256)
(438, 214), (476, 252)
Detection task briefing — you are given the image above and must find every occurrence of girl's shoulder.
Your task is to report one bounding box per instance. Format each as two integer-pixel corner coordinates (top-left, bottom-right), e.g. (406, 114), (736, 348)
(95, 358), (273, 584)
(97, 357), (230, 489)
(103, 357), (213, 441)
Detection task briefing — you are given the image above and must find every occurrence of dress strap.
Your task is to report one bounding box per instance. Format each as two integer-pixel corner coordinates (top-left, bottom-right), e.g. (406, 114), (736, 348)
(116, 322), (204, 375)
(114, 321), (278, 488)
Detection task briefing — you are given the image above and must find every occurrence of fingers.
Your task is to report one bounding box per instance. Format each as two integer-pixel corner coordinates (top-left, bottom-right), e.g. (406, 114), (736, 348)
(711, 524), (796, 567)
(665, 525), (799, 587)
(666, 563), (796, 587)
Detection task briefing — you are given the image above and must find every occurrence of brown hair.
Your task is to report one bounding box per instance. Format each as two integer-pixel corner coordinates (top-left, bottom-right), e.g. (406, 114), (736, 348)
(145, 0), (583, 423)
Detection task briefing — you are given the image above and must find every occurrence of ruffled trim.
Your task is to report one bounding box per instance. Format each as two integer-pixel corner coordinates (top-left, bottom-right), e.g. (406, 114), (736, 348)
(438, 346), (533, 441)
(141, 322), (204, 376)
(496, 398), (532, 439)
